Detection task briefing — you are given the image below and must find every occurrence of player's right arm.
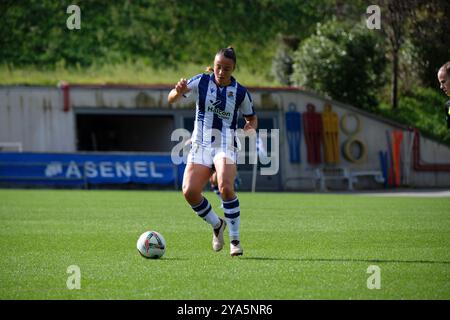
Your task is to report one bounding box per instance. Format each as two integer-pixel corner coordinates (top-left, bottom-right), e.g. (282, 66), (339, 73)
(168, 78), (189, 104)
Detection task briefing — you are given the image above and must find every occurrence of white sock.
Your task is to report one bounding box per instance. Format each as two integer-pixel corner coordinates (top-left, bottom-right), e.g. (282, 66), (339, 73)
(191, 197), (220, 228)
(223, 197), (240, 241)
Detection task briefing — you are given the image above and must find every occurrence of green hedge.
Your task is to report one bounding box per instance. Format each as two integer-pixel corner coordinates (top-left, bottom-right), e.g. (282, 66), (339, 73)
(378, 88), (450, 145)
(291, 19), (387, 111)
(0, 0), (333, 72)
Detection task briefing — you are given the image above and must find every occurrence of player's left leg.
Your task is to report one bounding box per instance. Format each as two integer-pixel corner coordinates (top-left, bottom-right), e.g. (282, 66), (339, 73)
(213, 152), (243, 256)
(209, 170), (222, 205)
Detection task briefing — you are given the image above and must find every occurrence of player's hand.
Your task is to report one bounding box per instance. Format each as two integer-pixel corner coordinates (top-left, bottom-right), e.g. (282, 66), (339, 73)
(244, 122), (256, 136)
(175, 78), (188, 95)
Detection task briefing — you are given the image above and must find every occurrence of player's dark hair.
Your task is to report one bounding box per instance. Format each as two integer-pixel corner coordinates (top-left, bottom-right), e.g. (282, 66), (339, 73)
(216, 46), (237, 65)
(440, 62), (450, 77)
(205, 46), (237, 72)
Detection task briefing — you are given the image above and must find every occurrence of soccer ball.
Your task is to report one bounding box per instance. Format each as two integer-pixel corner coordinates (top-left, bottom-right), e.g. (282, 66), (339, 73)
(136, 231), (166, 259)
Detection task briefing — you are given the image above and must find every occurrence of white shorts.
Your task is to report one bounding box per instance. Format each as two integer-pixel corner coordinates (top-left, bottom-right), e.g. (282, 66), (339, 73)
(187, 143), (237, 168)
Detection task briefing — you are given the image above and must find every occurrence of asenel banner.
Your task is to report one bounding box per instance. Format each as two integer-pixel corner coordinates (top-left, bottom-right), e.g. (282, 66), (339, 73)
(0, 152), (179, 186)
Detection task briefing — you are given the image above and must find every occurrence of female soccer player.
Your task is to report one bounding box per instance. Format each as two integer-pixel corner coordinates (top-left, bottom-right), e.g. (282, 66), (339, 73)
(168, 47), (257, 256)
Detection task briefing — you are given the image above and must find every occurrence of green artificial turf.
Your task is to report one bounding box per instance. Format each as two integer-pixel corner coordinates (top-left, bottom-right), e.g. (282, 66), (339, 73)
(0, 189), (449, 299)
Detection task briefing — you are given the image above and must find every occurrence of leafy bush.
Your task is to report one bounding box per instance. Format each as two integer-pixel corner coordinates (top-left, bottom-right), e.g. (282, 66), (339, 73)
(378, 87), (450, 145)
(291, 19), (387, 111)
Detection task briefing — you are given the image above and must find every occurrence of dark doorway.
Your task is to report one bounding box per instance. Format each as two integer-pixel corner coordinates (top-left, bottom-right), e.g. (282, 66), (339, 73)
(76, 114), (174, 152)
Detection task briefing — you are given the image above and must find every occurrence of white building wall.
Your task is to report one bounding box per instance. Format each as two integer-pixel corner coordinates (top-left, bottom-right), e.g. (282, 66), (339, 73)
(0, 87), (76, 152)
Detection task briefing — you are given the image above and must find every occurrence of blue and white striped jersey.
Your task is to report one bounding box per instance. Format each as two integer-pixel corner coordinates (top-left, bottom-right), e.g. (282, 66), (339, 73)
(184, 73), (255, 149)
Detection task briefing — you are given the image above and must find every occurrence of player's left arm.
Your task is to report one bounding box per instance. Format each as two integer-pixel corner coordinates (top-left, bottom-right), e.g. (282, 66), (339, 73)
(244, 115), (258, 136)
(240, 90), (257, 135)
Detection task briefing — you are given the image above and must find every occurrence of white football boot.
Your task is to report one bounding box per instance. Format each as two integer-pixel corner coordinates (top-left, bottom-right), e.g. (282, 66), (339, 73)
(212, 218), (227, 251)
(230, 240), (243, 257)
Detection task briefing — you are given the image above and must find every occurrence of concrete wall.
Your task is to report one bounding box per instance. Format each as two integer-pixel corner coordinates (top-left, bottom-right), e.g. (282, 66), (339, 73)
(273, 89), (450, 189)
(410, 135), (450, 187)
(1, 85), (450, 189)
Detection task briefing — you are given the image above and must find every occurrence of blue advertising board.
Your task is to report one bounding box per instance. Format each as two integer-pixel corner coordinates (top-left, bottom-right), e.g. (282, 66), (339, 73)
(0, 152), (179, 186)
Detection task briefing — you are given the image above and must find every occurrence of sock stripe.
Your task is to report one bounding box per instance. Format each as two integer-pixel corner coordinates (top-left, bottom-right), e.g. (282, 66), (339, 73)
(190, 197), (220, 228)
(224, 211), (240, 219)
(192, 198), (208, 212)
(224, 207), (240, 214)
(223, 198), (239, 209)
(198, 205), (212, 218)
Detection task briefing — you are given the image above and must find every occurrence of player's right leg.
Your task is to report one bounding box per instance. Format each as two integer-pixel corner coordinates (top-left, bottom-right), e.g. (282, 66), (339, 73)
(182, 162), (226, 251)
(182, 162), (212, 206)
(210, 171), (223, 206)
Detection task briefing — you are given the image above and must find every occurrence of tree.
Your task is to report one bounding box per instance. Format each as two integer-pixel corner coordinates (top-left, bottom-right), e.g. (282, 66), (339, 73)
(271, 35), (300, 86)
(409, 0), (450, 88)
(378, 0), (417, 109)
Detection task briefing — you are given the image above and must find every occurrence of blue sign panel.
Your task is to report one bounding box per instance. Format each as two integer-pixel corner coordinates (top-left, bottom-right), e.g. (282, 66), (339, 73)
(0, 152), (177, 186)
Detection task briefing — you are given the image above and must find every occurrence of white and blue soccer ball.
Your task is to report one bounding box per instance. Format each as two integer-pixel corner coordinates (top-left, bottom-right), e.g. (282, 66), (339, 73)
(137, 231), (166, 259)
